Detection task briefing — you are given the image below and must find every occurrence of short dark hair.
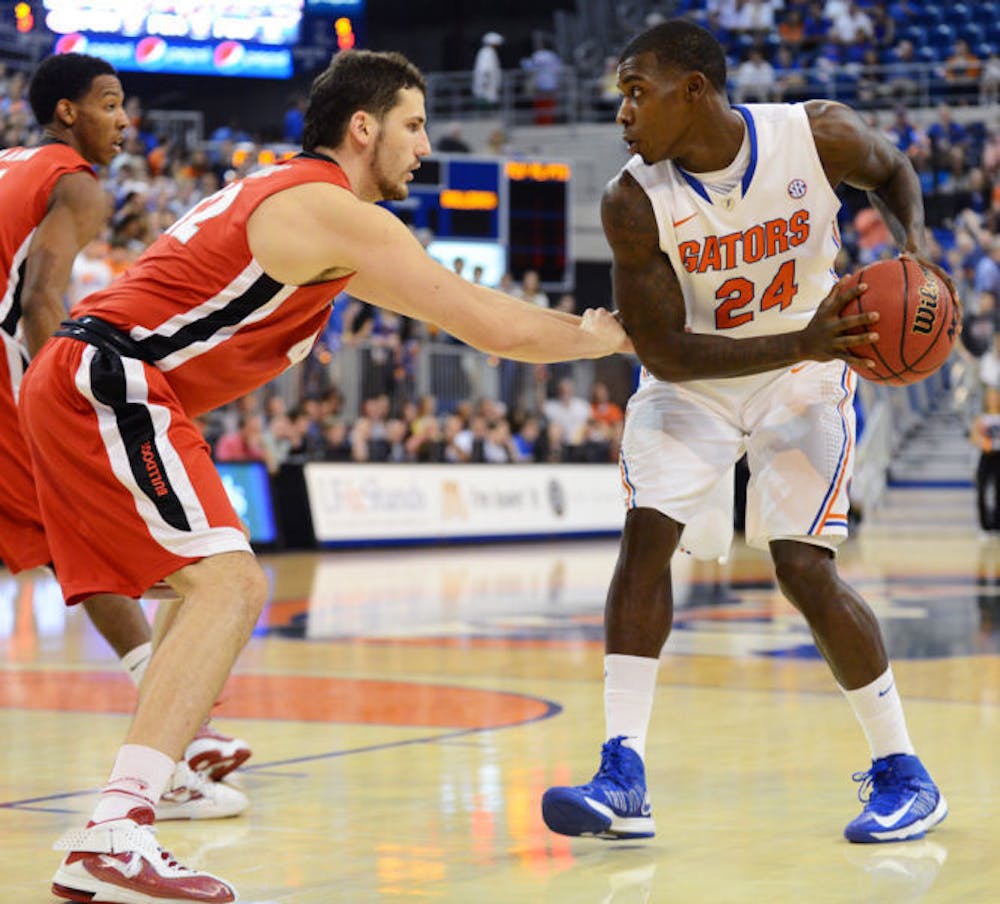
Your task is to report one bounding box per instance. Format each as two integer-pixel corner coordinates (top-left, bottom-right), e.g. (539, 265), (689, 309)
(28, 53), (117, 125)
(620, 19), (728, 92)
(302, 49), (426, 153)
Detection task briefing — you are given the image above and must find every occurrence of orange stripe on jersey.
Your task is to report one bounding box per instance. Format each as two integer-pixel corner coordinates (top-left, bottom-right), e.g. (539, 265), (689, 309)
(813, 369), (856, 533)
(618, 451), (636, 509)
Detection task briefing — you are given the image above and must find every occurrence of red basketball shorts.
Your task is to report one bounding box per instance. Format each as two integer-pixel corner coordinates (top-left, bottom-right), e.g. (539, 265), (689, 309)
(19, 337), (251, 605)
(0, 333), (50, 573)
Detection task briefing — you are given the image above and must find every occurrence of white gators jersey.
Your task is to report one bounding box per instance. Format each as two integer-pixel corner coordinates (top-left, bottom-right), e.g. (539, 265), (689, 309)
(625, 103), (843, 390)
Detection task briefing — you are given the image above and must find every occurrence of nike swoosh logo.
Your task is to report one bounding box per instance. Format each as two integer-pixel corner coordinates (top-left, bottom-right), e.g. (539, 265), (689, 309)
(672, 212), (698, 228)
(871, 793), (919, 828)
(878, 682), (894, 697)
(790, 364), (808, 374)
(98, 853), (142, 879)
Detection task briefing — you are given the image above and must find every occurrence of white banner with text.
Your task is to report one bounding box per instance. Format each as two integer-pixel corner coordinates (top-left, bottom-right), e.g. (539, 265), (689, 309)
(303, 463), (624, 544)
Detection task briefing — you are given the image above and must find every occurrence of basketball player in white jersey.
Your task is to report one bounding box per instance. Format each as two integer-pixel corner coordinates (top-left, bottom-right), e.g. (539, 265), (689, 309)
(542, 20), (952, 845)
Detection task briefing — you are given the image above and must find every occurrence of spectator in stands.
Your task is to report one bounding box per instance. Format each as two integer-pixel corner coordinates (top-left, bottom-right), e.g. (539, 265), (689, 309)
(496, 270), (518, 294)
(942, 40), (982, 102)
(436, 123), (471, 152)
(734, 0), (776, 34)
(441, 413), (468, 463)
(590, 380), (624, 428)
(776, 7), (806, 49)
(831, 1), (873, 45)
(543, 377), (591, 442)
(971, 385), (1000, 533)
(960, 288), (995, 359)
(981, 52), (1000, 106)
(406, 415), (444, 462)
(867, 3), (896, 48)
(852, 205), (894, 264)
(884, 40), (921, 104)
(320, 419), (353, 461)
(453, 414), (489, 462)
(886, 106), (925, 155)
(537, 420), (567, 463)
(514, 269), (549, 307)
(68, 238), (114, 306)
(570, 416), (614, 462)
(927, 106), (969, 157)
(975, 236), (1000, 314)
(283, 95), (306, 143)
(734, 47), (776, 104)
(801, 1), (833, 51)
(484, 419), (517, 462)
(596, 56), (622, 113)
(521, 35), (563, 124)
(214, 414), (275, 471)
(773, 46), (810, 103)
(411, 395), (438, 435)
(380, 418), (412, 462)
(512, 415), (543, 462)
(855, 47), (885, 108)
(473, 32), (504, 110)
(485, 127), (516, 157)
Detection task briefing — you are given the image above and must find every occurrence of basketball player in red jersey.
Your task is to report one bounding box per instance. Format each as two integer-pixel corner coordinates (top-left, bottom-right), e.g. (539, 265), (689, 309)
(21, 50), (631, 903)
(0, 53), (250, 818)
(542, 20), (954, 846)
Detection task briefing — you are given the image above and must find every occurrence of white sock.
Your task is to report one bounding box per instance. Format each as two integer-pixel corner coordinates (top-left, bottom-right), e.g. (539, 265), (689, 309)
(841, 665), (915, 760)
(90, 744), (176, 825)
(604, 653), (659, 761)
(121, 642), (152, 688)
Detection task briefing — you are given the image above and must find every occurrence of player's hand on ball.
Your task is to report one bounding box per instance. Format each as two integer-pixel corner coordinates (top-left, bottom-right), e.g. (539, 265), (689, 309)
(801, 279), (879, 370)
(900, 251), (963, 329)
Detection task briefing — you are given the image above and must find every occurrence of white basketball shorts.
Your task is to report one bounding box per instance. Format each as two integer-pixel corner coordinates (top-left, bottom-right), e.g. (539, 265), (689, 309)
(618, 360), (857, 557)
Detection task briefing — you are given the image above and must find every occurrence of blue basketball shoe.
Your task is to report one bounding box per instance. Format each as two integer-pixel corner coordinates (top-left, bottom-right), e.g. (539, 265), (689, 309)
(844, 754), (948, 843)
(542, 736), (655, 839)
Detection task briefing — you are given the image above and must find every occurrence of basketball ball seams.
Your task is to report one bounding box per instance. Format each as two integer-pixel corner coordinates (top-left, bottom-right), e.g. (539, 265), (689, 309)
(853, 262), (907, 382)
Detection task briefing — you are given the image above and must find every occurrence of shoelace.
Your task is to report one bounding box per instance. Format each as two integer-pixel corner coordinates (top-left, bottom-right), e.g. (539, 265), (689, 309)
(158, 845), (187, 871)
(594, 736), (631, 784)
(851, 759), (919, 804)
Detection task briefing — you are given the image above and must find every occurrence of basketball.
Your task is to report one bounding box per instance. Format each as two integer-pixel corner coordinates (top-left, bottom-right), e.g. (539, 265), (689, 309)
(838, 258), (959, 385)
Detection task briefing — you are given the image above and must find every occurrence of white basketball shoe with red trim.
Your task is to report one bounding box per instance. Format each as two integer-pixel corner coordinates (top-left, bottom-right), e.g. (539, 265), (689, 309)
(51, 806), (237, 903)
(184, 723), (252, 783)
(156, 762), (248, 822)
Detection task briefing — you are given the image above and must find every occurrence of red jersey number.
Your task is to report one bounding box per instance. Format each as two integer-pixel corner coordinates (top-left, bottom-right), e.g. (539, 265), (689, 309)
(166, 181), (244, 245)
(714, 260), (798, 330)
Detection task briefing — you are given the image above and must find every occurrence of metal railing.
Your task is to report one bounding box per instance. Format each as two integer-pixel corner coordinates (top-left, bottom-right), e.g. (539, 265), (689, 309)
(257, 338), (597, 419)
(426, 61), (998, 128)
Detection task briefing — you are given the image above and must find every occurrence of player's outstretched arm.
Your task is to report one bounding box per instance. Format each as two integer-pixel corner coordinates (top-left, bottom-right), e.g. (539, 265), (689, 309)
(603, 172), (879, 381)
(20, 171), (107, 357)
(250, 182), (630, 363)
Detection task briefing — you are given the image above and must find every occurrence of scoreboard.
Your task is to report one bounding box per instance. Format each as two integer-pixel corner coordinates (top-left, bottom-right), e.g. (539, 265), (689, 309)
(384, 155), (571, 289)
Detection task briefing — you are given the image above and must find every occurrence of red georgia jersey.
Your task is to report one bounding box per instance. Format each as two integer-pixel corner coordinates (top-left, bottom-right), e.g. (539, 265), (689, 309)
(74, 154), (355, 415)
(0, 143), (95, 351)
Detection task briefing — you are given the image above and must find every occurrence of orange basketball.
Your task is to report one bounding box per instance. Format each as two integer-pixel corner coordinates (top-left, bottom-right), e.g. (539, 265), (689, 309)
(838, 258), (959, 385)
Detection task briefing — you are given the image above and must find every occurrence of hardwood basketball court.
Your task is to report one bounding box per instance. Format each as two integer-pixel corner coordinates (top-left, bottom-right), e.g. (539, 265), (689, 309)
(1, 529), (997, 902)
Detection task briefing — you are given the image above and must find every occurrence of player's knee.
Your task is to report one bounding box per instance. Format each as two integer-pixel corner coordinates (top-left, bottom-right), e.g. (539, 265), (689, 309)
(772, 551), (827, 605)
(231, 561), (269, 627)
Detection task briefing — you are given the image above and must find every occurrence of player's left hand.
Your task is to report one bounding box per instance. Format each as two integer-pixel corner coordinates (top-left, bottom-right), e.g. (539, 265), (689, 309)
(581, 307), (635, 355)
(610, 308), (636, 354)
(901, 251), (963, 330)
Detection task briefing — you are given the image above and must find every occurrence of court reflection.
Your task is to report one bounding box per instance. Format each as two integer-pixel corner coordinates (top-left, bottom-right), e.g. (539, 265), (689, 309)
(842, 839), (948, 904)
(250, 540), (999, 662)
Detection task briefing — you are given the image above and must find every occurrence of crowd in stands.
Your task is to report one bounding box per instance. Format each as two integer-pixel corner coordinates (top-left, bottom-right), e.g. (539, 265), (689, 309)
(3, 0), (1000, 474)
